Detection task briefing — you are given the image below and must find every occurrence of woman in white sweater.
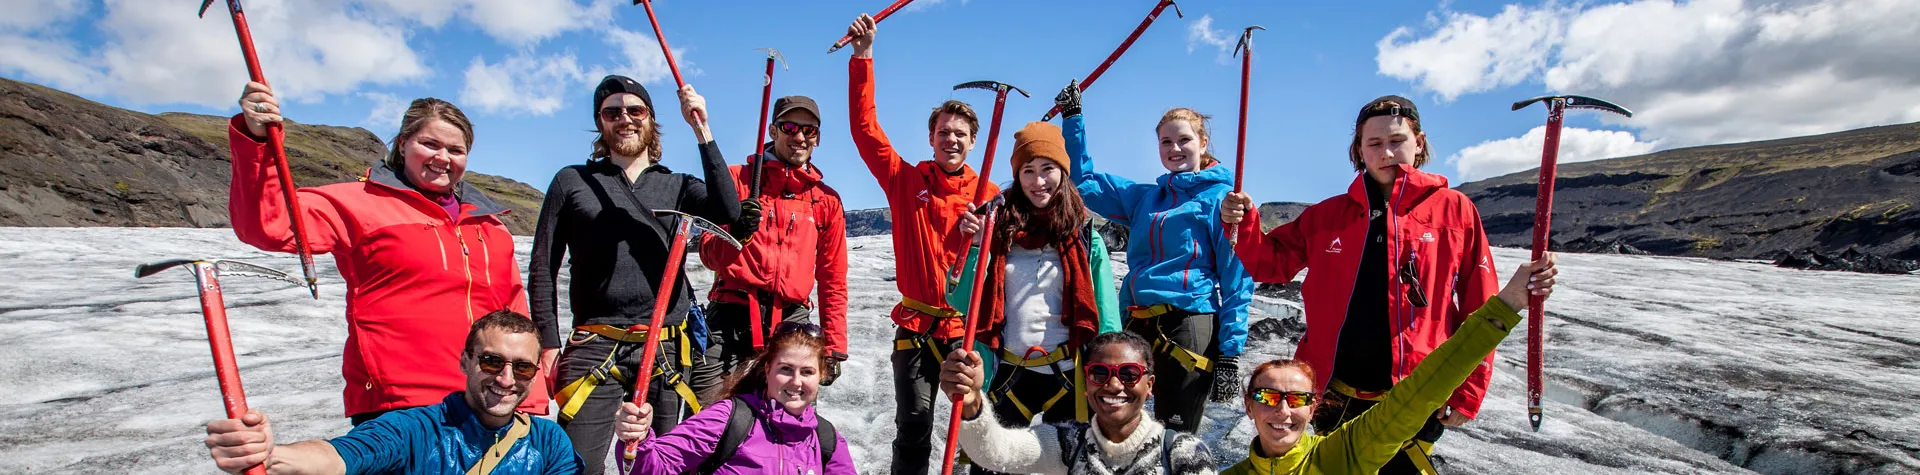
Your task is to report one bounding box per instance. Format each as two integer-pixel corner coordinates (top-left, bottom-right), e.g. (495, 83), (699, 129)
(940, 331), (1217, 475)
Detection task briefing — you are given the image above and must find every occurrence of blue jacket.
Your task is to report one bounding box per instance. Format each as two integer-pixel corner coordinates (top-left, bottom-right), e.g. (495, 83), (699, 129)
(328, 392), (583, 475)
(1064, 114), (1254, 357)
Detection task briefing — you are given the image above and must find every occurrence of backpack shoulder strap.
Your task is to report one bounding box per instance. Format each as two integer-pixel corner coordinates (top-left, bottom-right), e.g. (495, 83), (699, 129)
(698, 397), (758, 474)
(465, 413), (533, 475)
(815, 416), (838, 467)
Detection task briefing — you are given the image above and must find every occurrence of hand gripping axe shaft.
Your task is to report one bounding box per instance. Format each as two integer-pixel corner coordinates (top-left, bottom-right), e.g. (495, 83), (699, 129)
(1042, 0), (1183, 121)
(749, 48), (788, 201)
(828, 0), (919, 53)
(618, 210), (742, 469)
(1511, 94), (1631, 432)
(940, 79), (1028, 475)
(200, 0), (320, 299)
(137, 258), (306, 475)
(1227, 25), (1263, 244)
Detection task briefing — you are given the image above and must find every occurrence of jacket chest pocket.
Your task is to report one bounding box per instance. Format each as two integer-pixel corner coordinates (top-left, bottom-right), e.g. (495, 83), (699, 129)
(1397, 217), (1464, 304)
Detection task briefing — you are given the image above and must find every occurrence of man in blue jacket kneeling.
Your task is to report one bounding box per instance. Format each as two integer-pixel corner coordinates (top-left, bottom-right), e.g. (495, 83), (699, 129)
(204, 310), (583, 475)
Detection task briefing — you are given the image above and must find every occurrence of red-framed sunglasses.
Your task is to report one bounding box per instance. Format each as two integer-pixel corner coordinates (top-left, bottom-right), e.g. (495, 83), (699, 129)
(1085, 362), (1148, 386)
(1247, 388), (1316, 408)
(774, 121), (820, 138)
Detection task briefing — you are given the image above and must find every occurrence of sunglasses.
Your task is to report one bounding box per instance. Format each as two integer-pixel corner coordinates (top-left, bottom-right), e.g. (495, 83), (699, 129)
(774, 320), (824, 339)
(1399, 251), (1429, 308)
(1247, 388), (1316, 408)
(599, 105), (650, 122)
(774, 121), (820, 139)
(1085, 362), (1148, 386)
(474, 352), (540, 381)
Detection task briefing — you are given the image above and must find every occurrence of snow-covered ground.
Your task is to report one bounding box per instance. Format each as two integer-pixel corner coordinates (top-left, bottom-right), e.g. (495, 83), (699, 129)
(0, 227), (1916, 474)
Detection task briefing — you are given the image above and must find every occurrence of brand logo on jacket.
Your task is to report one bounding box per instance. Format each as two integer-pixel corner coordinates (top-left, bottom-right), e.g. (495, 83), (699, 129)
(1421, 232), (1436, 243)
(916, 189), (932, 202)
(1326, 238), (1343, 253)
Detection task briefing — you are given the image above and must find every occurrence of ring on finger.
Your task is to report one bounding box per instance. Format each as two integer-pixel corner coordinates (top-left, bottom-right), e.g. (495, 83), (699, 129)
(254, 103), (267, 113)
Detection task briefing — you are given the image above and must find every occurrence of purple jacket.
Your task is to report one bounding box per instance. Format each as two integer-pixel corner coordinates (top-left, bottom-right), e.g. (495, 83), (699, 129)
(627, 393), (856, 475)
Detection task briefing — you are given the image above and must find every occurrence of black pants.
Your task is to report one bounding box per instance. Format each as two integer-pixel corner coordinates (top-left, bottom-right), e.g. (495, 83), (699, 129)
(556, 329), (687, 475)
(1313, 381), (1446, 474)
(971, 363), (1079, 475)
(890, 327), (964, 475)
(691, 300), (811, 406)
(1124, 311), (1217, 433)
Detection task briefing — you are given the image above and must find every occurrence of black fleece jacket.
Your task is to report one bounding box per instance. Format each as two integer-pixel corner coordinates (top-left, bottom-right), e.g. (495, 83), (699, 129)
(528, 141), (740, 349)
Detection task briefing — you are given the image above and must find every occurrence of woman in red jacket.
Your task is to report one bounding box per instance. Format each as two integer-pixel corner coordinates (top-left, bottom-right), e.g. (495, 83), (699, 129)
(1221, 95), (1501, 474)
(230, 82), (543, 424)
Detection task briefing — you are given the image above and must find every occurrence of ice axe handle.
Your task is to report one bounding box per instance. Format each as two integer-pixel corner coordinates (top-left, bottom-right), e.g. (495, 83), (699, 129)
(635, 0), (687, 88)
(1040, 0), (1182, 121)
(828, 0), (917, 53)
(1525, 99), (1566, 432)
(192, 261), (268, 475)
(619, 215), (695, 465)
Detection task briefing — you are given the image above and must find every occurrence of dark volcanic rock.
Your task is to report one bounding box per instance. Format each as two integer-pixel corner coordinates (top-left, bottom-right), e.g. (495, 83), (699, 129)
(843, 208), (891, 237)
(1771, 247), (1919, 274)
(1459, 122), (1920, 267)
(0, 77), (544, 234)
(1557, 236), (1652, 255)
(1247, 316), (1305, 345)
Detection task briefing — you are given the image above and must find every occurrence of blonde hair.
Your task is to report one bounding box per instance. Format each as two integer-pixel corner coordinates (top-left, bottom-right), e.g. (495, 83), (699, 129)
(1156, 108), (1218, 168)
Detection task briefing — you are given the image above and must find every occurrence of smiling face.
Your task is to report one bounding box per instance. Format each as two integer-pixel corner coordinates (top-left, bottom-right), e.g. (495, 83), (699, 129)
(398, 119), (469, 195)
(1084, 342), (1154, 428)
(763, 346), (822, 415)
(598, 93), (656, 160)
(1018, 159), (1065, 208)
(460, 328), (539, 420)
(1244, 365), (1317, 457)
(1357, 115), (1426, 186)
(928, 112), (976, 173)
(1156, 119), (1209, 173)
(770, 109), (820, 166)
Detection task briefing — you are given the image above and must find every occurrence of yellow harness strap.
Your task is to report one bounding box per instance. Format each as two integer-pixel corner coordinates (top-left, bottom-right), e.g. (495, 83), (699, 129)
(1127, 303), (1178, 319)
(1128, 307), (1214, 373)
(999, 345), (1071, 368)
(555, 321), (698, 422)
(901, 296), (965, 319)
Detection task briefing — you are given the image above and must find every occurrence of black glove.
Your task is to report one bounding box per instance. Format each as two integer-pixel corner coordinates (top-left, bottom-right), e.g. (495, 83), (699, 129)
(1209, 355), (1241, 403)
(731, 199), (761, 243)
(1054, 79), (1082, 118)
(821, 357), (843, 387)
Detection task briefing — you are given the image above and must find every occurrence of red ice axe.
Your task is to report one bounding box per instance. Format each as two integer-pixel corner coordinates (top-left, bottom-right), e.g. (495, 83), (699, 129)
(200, 0), (319, 300)
(632, 0), (688, 89)
(136, 258), (306, 475)
(940, 79), (1028, 475)
(1511, 94), (1631, 432)
(618, 210), (742, 469)
(744, 47), (786, 350)
(1227, 25), (1262, 244)
(827, 0), (918, 53)
(1041, 0), (1184, 121)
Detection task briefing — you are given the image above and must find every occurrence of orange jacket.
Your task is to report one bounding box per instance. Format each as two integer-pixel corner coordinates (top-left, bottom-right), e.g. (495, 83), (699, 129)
(225, 116), (545, 417)
(699, 153), (849, 356)
(1231, 164), (1500, 419)
(847, 57), (1000, 340)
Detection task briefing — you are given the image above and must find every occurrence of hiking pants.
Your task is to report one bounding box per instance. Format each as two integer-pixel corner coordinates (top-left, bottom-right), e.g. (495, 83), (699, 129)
(691, 300), (811, 406)
(1124, 310), (1217, 433)
(890, 327), (965, 475)
(556, 330), (687, 475)
(1313, 380), (1447, 475)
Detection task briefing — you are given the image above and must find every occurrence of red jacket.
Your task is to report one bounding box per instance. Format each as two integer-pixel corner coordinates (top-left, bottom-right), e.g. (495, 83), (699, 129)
(848, 56), (1001, 340)
(225, 117), (546, 417)
(1231, 164), (1500, 418)
(699, 153), (850, 357)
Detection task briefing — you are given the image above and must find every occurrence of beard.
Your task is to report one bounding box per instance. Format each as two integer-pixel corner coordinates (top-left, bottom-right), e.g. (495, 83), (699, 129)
(604, 122), (656, 159)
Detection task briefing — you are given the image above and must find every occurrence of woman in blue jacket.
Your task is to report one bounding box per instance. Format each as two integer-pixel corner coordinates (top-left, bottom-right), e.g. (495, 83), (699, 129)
(1055, 83), (1254, 433)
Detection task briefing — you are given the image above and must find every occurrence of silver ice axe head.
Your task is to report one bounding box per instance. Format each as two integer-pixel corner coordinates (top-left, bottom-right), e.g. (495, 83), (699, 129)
(1232, 25), (1265, 58)
(653, 209), (744, 250)
(757, 48), (788, 70)
(953, 80), (1031, 98)
(136, 258), (307, 288)
(1512, 95), (1634, 118)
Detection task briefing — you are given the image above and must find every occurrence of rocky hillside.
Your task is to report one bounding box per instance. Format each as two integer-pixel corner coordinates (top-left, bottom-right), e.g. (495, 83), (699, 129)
(1458, 122), (1920, 261)
(0, 77), (543, 234)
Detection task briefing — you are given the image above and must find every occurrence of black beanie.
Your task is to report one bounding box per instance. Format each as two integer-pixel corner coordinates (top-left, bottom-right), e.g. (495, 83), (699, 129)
(593, 75), (653, 124)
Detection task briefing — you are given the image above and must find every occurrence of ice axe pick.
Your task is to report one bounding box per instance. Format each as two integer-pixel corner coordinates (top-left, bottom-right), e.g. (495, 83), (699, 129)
(1228, 25), (1262, 244)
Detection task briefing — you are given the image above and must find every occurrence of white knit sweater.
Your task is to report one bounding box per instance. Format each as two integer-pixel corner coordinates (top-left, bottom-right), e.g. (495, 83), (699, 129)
(958, 404), (1217, 475)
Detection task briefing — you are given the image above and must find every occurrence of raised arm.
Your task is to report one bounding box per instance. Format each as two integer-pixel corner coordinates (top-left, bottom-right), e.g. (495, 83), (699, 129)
(676, 86), (740, 225)
(1224, 192), (1312, 284)
(845, 15), (911, 190)
(226, 115), (346, 255)
(1063, 112), (1139, 224)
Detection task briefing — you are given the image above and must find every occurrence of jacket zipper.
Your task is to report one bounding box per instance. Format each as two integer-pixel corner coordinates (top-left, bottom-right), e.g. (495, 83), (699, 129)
(455, 223), (474, 322)
(1390, 175), (1411, 380)
(433, 227), (449, 270)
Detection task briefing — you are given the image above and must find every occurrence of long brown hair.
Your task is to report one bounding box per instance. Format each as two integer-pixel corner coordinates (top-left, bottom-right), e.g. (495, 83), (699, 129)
(1157, 108), (1219, 169)
(991, 169), (1090, 253)
(722, 329), (828, 400)
(384, 98), (474, 172)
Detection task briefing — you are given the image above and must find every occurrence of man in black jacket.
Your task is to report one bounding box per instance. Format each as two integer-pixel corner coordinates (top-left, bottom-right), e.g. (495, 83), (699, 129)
(527, 75), (739, 475)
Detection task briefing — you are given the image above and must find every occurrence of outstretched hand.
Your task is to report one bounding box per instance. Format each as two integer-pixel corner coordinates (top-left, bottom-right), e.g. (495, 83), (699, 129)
(204, 410), (274, 474)
(678, 85), (713, 143)
(1054, 79), (1083, 117)
(1496, 252), (1559, 312)
(847, 14), (876, 58)
(1221, 191), (1254, 225)
(236, 82), (281, 140)
(616, 402), (653, 443)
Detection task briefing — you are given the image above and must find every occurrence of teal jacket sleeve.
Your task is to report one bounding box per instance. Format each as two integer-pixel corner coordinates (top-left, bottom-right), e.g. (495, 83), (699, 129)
(327, 413), (413, 474)
(1209, 197), (1254, 357)
(1088, 229), (1122, 334)
(1064, 113), (1138, 226)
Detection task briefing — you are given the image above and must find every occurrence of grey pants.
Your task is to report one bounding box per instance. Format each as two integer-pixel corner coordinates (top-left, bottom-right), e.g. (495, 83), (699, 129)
(1125, 310), (1218, 433)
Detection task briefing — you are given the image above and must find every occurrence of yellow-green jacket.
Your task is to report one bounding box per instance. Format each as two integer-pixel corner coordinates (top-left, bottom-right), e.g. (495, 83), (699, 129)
(1222, 296), (1522, 475)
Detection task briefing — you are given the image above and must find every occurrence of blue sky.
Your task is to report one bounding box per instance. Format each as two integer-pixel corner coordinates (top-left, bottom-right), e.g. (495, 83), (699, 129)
(5, 0), (1916, 210)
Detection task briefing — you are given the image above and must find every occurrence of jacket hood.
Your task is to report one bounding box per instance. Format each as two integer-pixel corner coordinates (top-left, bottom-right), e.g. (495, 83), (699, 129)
(1157, 161), (1235, 194)
(1342, 163), (1448, 208)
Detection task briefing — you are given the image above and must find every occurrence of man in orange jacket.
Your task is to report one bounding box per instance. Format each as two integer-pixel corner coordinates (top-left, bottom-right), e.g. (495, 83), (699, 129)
(693, 95), (850, 404)
(844, 13), (1002, 474)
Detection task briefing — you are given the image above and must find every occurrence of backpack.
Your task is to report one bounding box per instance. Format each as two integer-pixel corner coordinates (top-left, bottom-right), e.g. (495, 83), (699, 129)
(699, 396), (838, 474)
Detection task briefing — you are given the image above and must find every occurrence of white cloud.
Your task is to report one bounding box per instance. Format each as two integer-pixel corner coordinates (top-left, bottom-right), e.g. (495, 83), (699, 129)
(1378, 0), (1920, 148)
(1376, 4), (1565, 102)
(0, 0), (87, 31)
(1186, 15), (1234, 63)
(1447, 126), (1659, 182)
(464, 0), (614, 45)
(359, 92), (410, 135)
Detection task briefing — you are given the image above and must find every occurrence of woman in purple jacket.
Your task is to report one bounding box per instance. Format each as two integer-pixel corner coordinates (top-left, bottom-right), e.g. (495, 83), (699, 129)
(616, 323), (855, 474)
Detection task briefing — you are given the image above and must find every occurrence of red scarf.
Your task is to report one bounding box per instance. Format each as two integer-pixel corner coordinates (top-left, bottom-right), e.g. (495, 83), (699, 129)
(978, 217), (1101, 352)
